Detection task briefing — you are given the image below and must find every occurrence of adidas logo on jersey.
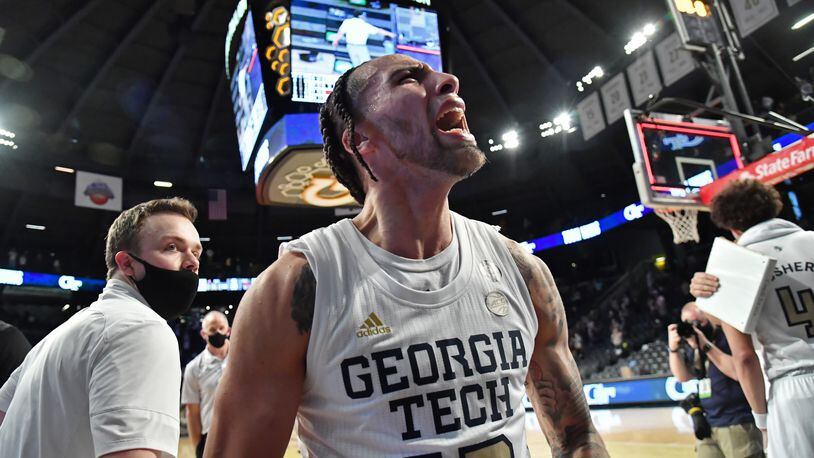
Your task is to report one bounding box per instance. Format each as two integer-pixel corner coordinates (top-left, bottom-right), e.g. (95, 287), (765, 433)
(357, 312), (392, 338)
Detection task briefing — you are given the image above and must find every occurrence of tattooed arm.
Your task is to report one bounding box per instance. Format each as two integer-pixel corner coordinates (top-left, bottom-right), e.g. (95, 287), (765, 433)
(506, 240), (608, 458)
(204, 251), (315, 457)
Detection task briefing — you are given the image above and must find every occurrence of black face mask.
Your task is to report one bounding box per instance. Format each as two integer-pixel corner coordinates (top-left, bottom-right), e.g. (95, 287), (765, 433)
(128, 253), (199, 321)
(207, 332), (228, 348)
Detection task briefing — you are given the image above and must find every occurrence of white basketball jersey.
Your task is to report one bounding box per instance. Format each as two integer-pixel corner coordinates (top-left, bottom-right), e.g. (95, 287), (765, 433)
(283, 212), (537, 457)
(738, 219), (814, 381)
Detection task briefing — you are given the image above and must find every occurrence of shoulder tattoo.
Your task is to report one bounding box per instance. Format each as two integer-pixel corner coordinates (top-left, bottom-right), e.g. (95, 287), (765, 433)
(290, 262), (316, 335)
(505, 239), (566, 346)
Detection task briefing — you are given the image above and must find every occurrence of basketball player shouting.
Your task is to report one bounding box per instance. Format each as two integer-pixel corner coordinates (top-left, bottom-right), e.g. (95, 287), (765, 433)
(206, 55), (608, 457)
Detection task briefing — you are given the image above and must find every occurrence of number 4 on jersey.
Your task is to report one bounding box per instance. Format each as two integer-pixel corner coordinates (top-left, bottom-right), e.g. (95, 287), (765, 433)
(777, 287), (814, 338)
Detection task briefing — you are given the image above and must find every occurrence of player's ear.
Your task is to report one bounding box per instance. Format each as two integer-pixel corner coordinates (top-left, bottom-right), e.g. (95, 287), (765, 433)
(342, 128), (372, 158)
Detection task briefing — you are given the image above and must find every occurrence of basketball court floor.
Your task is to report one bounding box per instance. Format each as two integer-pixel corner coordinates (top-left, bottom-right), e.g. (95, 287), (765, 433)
(177, 406), (696, 457)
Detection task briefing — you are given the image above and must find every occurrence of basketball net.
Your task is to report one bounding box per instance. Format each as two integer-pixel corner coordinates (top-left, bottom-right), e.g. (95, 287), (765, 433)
(654, 208), (700, 244)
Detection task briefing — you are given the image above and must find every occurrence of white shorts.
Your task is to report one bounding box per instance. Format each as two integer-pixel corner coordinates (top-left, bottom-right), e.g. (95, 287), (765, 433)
(768, 371), (814, 457)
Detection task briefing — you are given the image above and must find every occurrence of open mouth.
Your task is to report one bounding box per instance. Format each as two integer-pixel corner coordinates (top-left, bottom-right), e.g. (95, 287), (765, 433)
(435, 106), (469, 136)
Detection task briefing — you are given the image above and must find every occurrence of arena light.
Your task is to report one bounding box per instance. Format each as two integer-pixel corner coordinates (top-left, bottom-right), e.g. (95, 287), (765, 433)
(491, 209), (508, 216)
(625, 23), (657, 54)
(0, 127), (15, 138)
(792, 13), (814, 30)
(54, 166), (75, 174)
(153, 180), (173, 188)
(554, 112), (571, 130)
(792, 45), (814, 62)
(0, 138), (17, 149)
(199, 237), (211, 242)
(541, 112), (575, 138)
(576, 66), (604, 92)
(502, 130), (520, 149)
(276, 235), (293, 241)
(25, 224), (45, 231)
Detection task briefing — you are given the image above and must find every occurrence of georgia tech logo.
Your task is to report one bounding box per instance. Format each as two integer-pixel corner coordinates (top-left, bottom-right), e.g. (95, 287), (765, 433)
(356, 312), (392, 338)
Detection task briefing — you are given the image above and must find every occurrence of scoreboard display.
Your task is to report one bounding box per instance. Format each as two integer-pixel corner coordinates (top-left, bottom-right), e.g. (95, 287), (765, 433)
(668, 0), (726, 52)
(226, 0), (446, 207)
(290, 0), (443, 104)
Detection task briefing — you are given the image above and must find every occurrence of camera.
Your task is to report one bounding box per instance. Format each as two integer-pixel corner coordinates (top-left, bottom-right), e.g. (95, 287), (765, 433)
(680, 393), (711, 440)
(676, 320), (699, 339)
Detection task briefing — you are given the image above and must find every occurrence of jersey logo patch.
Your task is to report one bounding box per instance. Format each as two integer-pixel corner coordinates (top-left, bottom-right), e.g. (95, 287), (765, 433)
(357, 312), (392, 338)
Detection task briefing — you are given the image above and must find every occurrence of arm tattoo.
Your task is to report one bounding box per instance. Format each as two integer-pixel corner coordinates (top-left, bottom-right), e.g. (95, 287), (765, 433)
(506, 240), (608, 457)
(527, 359), (607, 457)
(506, 240), (566, 346)
(290, 263), (316, 335)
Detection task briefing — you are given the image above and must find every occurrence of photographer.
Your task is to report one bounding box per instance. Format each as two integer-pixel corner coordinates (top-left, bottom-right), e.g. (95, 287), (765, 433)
(668, 303), (763, 458)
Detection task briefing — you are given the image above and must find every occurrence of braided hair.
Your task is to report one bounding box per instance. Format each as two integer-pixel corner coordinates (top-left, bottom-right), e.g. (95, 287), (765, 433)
(320, 66), (378, 205)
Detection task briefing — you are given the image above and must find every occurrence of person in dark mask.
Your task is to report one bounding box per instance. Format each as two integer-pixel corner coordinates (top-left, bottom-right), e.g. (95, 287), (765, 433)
(182, 311), (230, 458)
(668, 302), (763, 458)
(0, 198), (201, 458)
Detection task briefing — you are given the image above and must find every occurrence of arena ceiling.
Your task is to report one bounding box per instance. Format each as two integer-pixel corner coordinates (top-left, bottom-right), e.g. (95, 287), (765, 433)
(0, 0), (811, 276)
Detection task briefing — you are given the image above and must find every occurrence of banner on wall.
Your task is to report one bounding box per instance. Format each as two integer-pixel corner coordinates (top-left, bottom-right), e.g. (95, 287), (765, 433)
(577, 92), (606, 141)
(600, 73), (632, 125)
(728, 0), (779, 37)
(655, 33), (697, 86)
(627, 50), (663, 106)
(74, 171), (123, 212)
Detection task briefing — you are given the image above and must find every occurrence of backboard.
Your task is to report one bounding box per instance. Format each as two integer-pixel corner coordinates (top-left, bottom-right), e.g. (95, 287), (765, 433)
(625, 109), (745, 210)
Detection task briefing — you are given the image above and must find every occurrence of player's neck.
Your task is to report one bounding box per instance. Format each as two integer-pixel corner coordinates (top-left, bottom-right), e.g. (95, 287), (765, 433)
(353, 185), (453, 260)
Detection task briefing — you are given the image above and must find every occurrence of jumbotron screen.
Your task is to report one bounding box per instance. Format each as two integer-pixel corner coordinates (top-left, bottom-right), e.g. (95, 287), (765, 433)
(290, 0), (442, 104)
(228, 9), (269, 171)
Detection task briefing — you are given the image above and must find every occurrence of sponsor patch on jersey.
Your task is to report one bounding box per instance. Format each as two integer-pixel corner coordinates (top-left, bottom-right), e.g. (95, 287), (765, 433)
(357, 312), (392, 338)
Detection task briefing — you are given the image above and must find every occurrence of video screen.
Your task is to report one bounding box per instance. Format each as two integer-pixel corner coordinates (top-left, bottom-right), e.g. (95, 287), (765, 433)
(229, 11), (269, 171)
(639, 122), (742, 195)
(290, 0), (443, 104)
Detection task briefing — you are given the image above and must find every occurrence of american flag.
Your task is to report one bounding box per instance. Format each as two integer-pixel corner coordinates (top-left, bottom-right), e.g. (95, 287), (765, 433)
(208, 189), (227, 220)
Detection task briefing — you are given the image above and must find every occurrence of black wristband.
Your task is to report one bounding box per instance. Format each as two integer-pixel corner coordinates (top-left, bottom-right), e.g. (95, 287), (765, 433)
(702, 342), (712, 354)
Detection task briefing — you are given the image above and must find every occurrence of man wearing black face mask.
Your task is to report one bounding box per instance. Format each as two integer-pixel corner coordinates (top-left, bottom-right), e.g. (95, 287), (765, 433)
(668, 302), (763, 458)
(182, 311), (230, 458)
(0, 198), (201, 458)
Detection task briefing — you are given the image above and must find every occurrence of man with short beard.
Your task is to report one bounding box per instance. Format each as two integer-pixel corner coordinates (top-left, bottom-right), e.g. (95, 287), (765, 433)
(182, 311), (231, 458)
(206, 55), (608, 457)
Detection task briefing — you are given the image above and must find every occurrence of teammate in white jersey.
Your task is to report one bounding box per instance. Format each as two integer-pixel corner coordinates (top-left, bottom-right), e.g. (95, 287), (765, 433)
(690, 179), (814, 457)
(206, 54), (608, 457)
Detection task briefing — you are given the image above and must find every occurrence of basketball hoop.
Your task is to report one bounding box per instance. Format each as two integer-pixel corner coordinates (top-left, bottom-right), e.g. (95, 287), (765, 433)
(654, 208), (700, 244)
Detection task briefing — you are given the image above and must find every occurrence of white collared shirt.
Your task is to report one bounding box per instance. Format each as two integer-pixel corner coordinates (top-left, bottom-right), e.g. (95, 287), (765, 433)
(181, 347), (227, 434)
(0, 279), (181, 458)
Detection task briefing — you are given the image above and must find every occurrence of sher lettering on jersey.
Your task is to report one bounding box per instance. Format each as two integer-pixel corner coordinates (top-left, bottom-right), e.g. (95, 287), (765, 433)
(340, 330), (528, 440)
(772, 261), (814, 281)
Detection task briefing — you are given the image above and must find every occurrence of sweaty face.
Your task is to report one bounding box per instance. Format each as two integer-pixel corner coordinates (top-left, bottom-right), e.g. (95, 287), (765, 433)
(354, 55), (485, 179)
